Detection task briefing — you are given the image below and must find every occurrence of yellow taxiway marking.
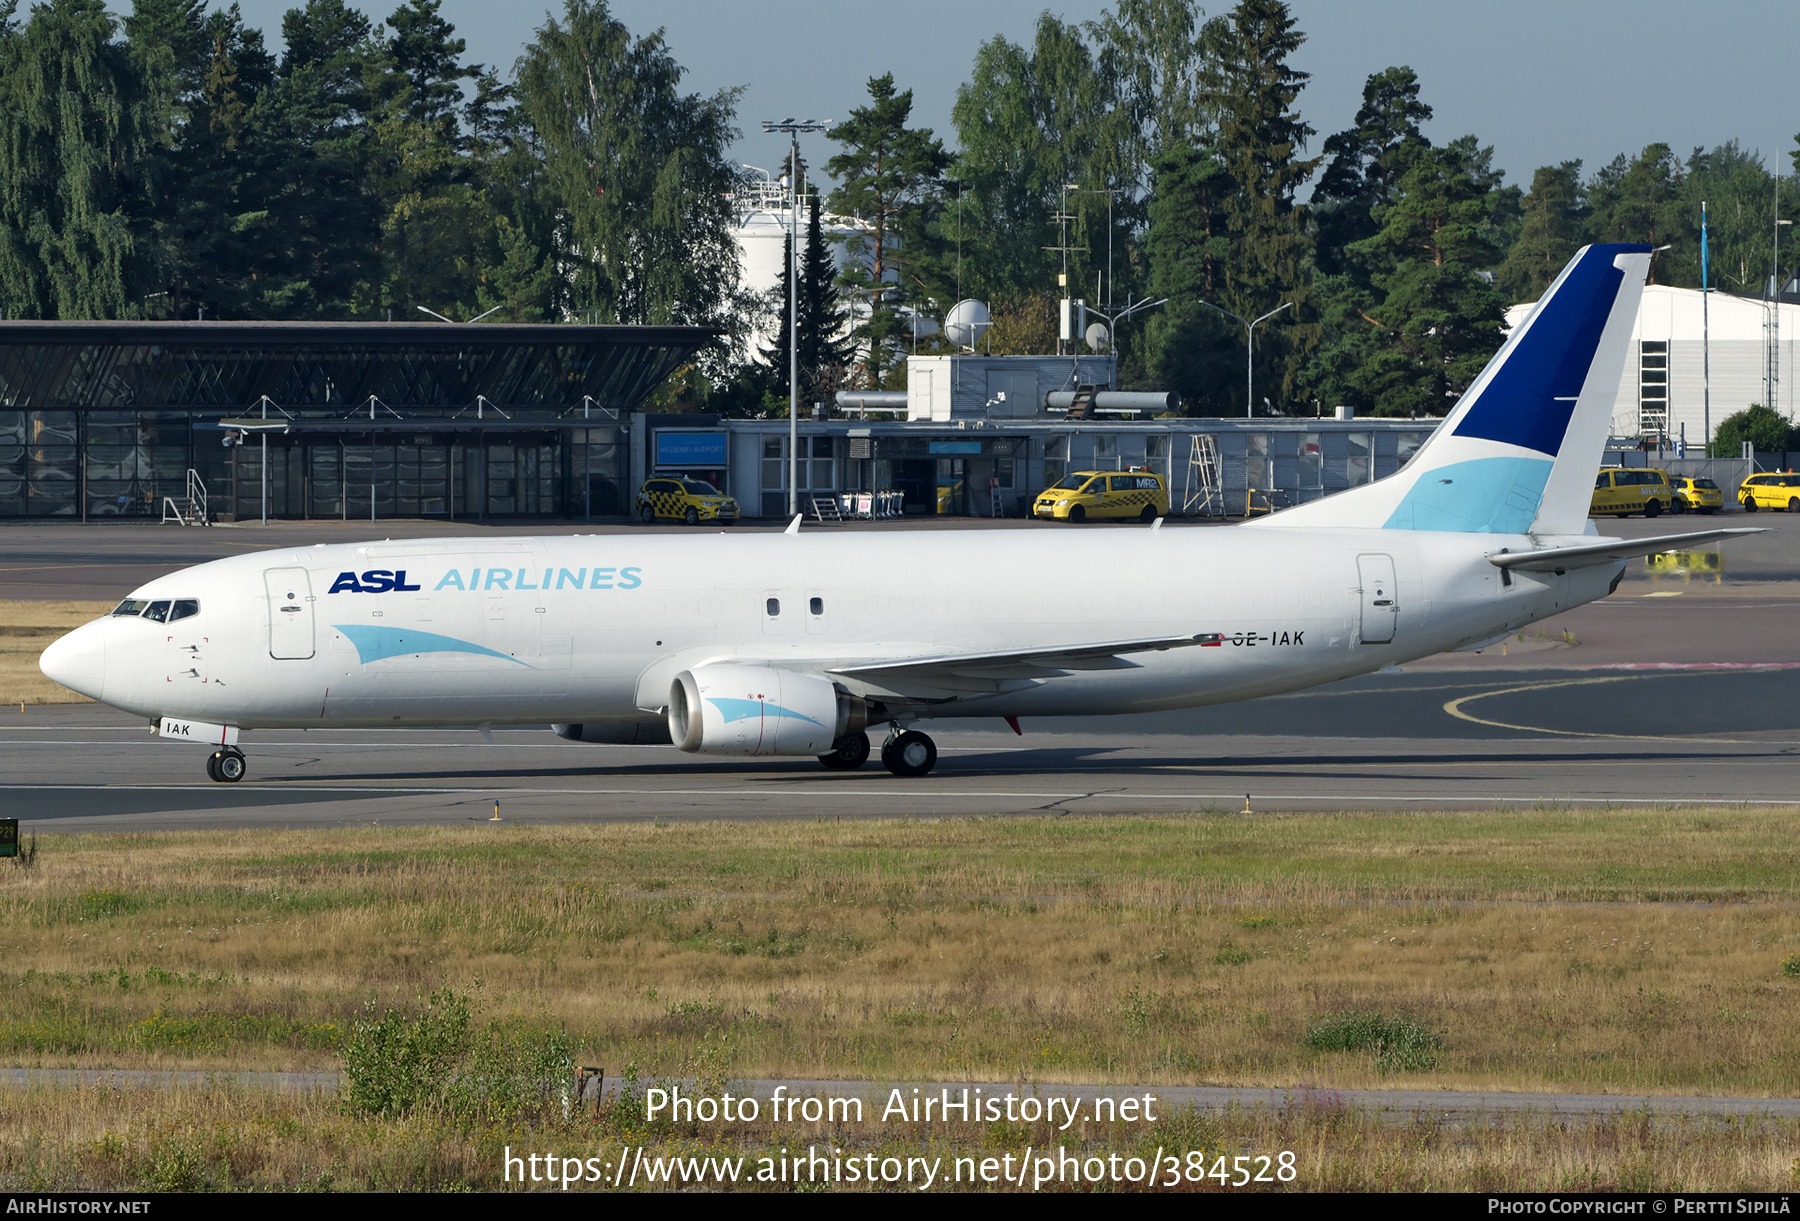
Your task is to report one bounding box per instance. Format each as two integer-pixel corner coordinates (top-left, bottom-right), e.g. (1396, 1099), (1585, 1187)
(1642, 590), (1685, 597)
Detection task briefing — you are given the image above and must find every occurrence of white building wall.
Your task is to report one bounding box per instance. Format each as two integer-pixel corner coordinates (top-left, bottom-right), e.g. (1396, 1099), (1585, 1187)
(1508, 286), (1800, 444)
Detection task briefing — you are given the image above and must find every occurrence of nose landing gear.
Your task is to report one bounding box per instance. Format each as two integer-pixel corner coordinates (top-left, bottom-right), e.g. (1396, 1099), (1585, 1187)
(206, 748), (247, 783)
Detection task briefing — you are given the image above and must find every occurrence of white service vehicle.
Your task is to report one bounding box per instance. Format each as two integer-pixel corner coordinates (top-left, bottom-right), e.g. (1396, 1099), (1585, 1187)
(42, 244), (1758, 783)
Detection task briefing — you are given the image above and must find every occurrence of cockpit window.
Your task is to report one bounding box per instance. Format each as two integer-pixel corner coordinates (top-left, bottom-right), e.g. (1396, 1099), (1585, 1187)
(142, 600), (172, 623)
(168, 599), (200, 623)
(112, 599), (149, 617)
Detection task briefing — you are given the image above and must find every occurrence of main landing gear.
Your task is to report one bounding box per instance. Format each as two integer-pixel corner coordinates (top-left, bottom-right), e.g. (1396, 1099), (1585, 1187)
(881, 729), (937, 778)
(817, 731), (871, 770)
(816, 726), (940, 777)
(206, 747), (247, 783)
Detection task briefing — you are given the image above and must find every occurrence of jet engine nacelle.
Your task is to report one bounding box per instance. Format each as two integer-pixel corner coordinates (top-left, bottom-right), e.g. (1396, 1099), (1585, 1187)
(669, 664), (866, 756)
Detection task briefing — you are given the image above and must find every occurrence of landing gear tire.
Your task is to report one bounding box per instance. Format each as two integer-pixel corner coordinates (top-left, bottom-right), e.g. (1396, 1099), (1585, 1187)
(881, 730), (937, 777)
(1139, 505), (1157, 523)
(1644, 499), (1662, 518)
(638, 503), (657, 524)
(1067, 505), (1086, 523)
(818, 731), (871, 770)
(684, 506), (700, 526)
(208, 749), (245, 783)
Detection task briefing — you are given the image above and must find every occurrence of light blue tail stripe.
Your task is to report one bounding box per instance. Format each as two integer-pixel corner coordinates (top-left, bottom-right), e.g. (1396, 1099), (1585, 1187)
(1382, 457), (1554, 533)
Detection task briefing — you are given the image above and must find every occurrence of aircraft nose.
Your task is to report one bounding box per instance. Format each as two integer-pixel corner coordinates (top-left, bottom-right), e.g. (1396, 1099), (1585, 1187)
(40, 618), (107, 700)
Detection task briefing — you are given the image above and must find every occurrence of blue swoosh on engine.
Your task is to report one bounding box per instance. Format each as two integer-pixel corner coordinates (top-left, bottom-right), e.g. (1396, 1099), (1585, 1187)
(332, 624), (532, 667)
(705, 697), (823, 726)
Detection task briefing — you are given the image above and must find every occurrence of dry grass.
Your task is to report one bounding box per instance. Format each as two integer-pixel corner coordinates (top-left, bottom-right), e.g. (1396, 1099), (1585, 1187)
(5, 811), (1800, 1191)
(0, 600), (110, 704)
(3, 1080), (1799, 1192)
(1, 812), (1798, 1097)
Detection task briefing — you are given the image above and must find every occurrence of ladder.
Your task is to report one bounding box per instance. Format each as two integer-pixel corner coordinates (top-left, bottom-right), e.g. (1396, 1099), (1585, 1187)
(161, 469), (210, 526)
(1181, 435), (1224, 517)
(1066, 383), (1100, 420)
(809, 494), (843, 524)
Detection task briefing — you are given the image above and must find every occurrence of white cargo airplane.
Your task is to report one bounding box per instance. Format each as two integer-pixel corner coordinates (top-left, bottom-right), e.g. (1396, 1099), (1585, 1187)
(41, 244), (1757, 783)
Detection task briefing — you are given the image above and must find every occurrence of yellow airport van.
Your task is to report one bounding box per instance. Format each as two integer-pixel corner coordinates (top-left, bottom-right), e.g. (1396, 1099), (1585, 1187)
(1590, 468), (1675, 518)
(1033, 470), (1170, 522)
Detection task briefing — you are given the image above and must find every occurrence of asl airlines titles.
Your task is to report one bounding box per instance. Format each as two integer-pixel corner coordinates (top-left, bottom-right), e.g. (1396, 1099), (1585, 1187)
(325, 566), (646, 594)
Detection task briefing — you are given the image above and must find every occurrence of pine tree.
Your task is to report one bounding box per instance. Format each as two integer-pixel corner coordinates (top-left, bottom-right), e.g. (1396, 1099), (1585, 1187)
(759, 195), (854, 405)
(1312, 66), (1431, 278)
(1342, 142), (1509, 416)
(827, 73), (950, 389)
(799, 195), (854, 403)
(1587, 144), (1691, 283)
(1145, 143), (1238, 409)
(1198, 0), (1320, 406)
(1497, 162), (1586, 302)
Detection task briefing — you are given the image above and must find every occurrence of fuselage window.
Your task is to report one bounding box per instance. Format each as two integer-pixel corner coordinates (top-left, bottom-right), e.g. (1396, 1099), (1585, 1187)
(142, 600), (172, 623)
(112, 599), (149, 617)
(168, 599), (201, 622)
(766, 598), (780, 617)
(809, 597), (823, 616)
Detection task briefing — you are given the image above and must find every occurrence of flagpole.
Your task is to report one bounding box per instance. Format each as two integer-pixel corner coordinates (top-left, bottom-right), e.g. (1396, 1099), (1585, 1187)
(1702, 199), (1710, 453)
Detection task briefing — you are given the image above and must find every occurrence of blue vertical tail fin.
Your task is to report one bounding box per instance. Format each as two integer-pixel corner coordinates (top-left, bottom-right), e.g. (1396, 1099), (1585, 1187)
(1253, 243), (1652, 535)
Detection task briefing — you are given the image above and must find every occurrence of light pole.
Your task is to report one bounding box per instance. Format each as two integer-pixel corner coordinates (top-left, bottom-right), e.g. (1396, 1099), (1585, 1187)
(1196, 300), (1293, 417)
(763, 118), (829, 517)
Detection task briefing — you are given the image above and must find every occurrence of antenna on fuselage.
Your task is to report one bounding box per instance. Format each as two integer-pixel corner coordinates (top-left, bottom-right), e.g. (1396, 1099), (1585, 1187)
(784, 514), (802, 535)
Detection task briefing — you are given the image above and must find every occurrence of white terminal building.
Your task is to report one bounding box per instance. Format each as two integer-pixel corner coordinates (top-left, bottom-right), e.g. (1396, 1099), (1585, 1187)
(1506, 285), (1800, 445)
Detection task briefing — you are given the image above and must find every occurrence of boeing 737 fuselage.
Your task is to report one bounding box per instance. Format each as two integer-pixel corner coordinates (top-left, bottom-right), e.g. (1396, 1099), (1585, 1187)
(38, 245), (1760, 782)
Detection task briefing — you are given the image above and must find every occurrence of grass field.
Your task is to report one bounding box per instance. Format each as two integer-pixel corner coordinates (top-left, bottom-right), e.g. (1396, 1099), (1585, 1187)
(1, 811), (1798, 1191)
(0, 600), (108, 704)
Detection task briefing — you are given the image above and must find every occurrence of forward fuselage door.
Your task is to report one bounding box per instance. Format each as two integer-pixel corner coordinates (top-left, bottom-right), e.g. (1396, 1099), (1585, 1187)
(1357, 553), (1397, 644)
(265, 567), (317, 659)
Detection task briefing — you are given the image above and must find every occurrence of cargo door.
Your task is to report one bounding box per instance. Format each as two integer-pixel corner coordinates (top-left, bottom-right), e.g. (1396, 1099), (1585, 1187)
(1357, 554), (1397, 644)
(265, 568), (316, 659)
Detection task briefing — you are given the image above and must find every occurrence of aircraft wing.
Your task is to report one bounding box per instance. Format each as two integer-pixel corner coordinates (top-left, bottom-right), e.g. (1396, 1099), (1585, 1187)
(828, 633), (1218, 693)
(1489, 528), (1763, 573)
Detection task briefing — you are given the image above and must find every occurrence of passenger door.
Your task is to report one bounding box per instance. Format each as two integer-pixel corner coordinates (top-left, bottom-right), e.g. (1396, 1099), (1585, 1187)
(1357, 554), (1398, 644)
(264, 568), (316, 659)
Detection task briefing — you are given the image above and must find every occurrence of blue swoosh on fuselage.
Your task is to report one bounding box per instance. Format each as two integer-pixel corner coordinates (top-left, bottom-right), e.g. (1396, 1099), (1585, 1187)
(332, 624), (532, 667)
(705, 697), (823, 726)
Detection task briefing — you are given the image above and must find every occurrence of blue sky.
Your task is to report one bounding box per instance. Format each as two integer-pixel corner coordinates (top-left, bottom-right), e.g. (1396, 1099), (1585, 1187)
(127, 0), (1800, 190)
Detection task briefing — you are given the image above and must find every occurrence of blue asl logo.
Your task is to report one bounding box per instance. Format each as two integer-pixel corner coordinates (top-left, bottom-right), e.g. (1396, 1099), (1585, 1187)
(328, 570), (423, 594)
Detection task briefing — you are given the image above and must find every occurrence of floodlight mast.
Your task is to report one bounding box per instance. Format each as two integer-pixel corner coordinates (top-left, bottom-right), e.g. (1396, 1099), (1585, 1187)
(1195, 299), (1293, 417)
(763, 119), (830, 516)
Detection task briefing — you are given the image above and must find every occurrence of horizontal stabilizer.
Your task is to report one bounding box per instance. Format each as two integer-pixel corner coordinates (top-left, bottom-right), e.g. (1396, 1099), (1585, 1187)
(1488, 528), (1763, 573)
(830, 633), (1213, 683)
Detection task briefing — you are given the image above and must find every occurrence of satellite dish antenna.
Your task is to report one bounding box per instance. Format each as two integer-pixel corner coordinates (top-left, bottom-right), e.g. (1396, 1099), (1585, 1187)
(1084, 321), (1110, 353)
(944, 299), (991, 350)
